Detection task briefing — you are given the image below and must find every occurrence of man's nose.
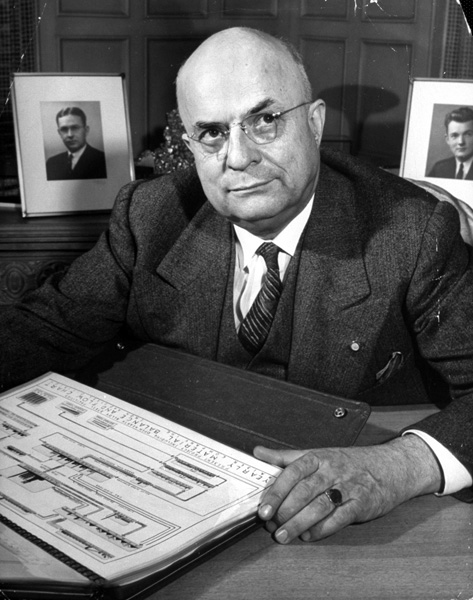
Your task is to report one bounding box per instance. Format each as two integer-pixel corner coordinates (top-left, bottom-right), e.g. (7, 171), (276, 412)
(225, 126), (261, 170)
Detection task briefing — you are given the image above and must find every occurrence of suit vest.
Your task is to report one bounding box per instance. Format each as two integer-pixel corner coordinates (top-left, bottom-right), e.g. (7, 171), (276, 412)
(216, 242), (301, 380)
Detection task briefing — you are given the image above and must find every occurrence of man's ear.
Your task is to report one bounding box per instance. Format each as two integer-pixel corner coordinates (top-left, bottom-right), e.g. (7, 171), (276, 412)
(85, 125), (90, 137)
(308, 99), (326, 146)
(182, 133), (197, 157)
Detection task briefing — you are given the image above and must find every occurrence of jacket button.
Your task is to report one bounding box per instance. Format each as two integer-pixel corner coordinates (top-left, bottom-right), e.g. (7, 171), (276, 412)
(350, 341), (360, 352)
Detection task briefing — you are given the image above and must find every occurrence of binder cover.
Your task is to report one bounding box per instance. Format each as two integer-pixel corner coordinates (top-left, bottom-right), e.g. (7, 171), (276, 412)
(78, 342), (371, 454)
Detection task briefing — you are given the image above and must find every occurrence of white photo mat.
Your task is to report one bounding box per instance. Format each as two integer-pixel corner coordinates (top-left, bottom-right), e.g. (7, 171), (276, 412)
(400, 78), (473, 208)
(12, 73), (135, 217)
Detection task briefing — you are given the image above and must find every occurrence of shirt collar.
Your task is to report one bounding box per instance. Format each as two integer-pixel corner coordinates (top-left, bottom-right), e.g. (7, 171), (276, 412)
(233, 195), (314, 269)
(70, 144), (87, 159)
(457, 156), (473, 172)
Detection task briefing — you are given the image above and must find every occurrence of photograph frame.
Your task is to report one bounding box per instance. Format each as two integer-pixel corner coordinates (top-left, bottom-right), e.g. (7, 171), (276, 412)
(400, 78), (473, 208)
(12, 73), (135, 217)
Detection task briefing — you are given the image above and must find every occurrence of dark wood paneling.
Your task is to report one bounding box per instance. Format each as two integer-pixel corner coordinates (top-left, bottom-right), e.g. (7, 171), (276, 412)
(357, 40), (413, 164)
(146, 0), (208, 18)
(222, 0), (278, 18)
(59, 38), (129, 74)
(146, 37), (205, 149)
(0, 210), (109, 306)
(301, 37), (347, 139)
(58, 0), (129, 17)
(362, 0), (416, 21)
(301, 0), (348, 20)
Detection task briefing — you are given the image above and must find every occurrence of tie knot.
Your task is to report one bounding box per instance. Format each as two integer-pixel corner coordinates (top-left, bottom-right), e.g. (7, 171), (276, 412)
(257, 242), (279, 270)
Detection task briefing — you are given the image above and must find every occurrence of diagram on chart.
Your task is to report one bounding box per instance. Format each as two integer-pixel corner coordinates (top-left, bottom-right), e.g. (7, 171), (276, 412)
(0, 375), (276, 574)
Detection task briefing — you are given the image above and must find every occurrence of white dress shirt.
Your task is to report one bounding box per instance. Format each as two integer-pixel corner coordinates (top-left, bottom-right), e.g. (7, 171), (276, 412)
(69, 144), (87, 170)
(233, 196), (314, 327)
(232, 196), (472, 495)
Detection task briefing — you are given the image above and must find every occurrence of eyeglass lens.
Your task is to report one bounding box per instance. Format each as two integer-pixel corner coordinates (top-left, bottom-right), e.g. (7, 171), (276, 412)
(190, 101), (310, 154)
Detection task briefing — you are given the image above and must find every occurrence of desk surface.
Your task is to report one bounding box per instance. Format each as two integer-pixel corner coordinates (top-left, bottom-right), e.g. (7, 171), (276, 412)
(147, 405), (472, 600)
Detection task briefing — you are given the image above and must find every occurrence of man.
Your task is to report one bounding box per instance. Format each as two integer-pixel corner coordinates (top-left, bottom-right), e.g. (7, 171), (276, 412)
(428, 106), (473, 180)
(45, 106), (107, 180)
(1, 29), (472, 545)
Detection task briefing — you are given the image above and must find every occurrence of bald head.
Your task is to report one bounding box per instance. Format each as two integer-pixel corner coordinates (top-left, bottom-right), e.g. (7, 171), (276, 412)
(176, 28), (312, 128)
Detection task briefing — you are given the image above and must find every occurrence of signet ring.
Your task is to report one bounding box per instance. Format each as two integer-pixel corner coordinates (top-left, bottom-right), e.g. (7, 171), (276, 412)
(325, 488), (343, 507)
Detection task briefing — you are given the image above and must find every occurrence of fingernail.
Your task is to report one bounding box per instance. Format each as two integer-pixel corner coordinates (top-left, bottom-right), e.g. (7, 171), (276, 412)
(275, 529), (288, 544)
(266, 521), (277, 534)
(259, 504), (273, 519)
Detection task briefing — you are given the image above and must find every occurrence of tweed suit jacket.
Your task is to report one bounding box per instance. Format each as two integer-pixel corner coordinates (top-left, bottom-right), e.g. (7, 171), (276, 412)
(46, 144), (107, 180)
(428, 156), (473, 180)
(1, 149), (473, 497)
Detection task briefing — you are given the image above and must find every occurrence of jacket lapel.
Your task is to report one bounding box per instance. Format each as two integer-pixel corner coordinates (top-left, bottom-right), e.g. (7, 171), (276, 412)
(289, 163), (371, 389)
(155, 201), (233, 358)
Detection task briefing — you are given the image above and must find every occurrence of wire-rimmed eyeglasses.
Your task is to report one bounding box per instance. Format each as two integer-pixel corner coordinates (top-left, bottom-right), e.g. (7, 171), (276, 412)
(183, 101), (312, 155)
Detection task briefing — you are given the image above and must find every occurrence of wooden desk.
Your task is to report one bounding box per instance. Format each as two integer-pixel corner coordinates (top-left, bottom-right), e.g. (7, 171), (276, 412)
(146, 405), (472, 600)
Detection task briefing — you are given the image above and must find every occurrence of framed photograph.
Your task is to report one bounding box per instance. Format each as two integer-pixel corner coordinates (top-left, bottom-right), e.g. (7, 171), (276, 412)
(12, 73), (135, 217)
(400, 78), (473, 208)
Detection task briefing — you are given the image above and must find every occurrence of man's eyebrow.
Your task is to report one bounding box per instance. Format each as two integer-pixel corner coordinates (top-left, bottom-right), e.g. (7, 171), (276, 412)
(194, 98), (277, 129)
(247, 98), (277, 115)
(194, 119), (225, 129)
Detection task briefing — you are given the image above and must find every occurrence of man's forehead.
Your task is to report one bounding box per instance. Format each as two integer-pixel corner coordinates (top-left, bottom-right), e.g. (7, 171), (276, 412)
(58, 114), (82, 124)
(190, 94), (281, 126)
(448, 120), (473, 133)
(178, 33), (306, 130)
(182, 67), (297, 126)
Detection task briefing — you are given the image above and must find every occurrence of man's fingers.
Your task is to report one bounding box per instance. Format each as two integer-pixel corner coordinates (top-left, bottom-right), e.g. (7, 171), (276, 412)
(257, 451), (331, 523)
(254, 446), (318, 521)
(253, 445), (307, 467)
(300, 500), (357, 542)
(271, 487), (343, 543)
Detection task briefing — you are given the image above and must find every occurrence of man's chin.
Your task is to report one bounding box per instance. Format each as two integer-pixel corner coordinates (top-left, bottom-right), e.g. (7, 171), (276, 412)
(226, 194), (281, 222)
(227, 203), (293, 236)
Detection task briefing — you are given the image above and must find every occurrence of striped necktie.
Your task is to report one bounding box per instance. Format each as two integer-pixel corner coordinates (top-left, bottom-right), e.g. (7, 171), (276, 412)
(238, 242), (283, 355)
(456, 163), (464, 180)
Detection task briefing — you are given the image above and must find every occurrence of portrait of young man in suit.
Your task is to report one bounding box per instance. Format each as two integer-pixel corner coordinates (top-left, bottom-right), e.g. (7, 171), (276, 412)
(45, 106), (107, 181)
(428, 106), (473, 180)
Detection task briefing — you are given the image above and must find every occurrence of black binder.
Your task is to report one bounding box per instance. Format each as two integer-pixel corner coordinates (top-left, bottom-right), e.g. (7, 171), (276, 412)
(78, 342), (371, 454)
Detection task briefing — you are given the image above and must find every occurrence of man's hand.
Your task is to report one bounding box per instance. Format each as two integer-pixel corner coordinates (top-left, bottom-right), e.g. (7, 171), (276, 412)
(254, 435), (442, 544)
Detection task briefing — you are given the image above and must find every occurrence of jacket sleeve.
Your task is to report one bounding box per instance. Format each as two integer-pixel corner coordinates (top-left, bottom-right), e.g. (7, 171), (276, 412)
(0, 179), (144, 392)
(404, 200), (473, 500)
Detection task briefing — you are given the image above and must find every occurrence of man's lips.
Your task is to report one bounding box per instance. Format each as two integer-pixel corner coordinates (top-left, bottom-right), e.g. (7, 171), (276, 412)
(228, 181), (271, 192)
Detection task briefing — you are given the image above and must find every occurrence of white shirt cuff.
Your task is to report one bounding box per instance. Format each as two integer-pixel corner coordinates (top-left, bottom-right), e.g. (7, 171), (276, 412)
(403, 430), (473, 496)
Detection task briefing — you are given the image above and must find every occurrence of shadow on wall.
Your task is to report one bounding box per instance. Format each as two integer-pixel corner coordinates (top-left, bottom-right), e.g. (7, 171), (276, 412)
(318, 84), (402, 166)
